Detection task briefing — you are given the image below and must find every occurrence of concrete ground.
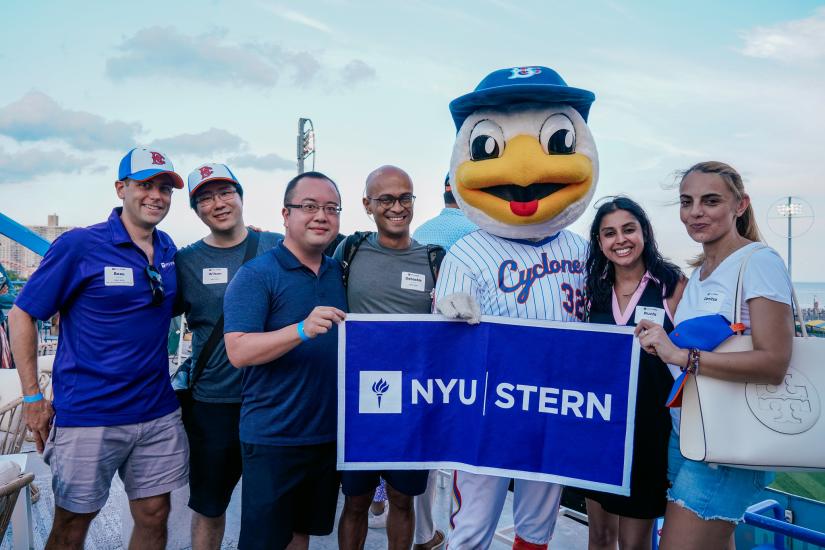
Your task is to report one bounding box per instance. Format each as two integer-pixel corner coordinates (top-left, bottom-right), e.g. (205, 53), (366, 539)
(13, 450), (588, 549)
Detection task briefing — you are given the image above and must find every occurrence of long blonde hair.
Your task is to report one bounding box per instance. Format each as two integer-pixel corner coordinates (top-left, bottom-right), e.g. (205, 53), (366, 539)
(680, 161), (763, 267)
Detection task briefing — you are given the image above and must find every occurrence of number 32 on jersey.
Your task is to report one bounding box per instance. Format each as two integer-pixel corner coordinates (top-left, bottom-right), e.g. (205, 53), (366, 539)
(561, 283), (585, 321)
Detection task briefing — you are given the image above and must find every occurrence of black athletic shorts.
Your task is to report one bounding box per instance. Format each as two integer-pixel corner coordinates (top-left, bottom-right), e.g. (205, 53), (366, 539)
(185, 400), (242, 517)
(239, 441), (339, 550)
(341, 469), (429, 497)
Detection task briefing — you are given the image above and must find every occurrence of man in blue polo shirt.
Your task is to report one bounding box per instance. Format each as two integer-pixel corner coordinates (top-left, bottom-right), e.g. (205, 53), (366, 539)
(9, 147), (189, 550)
(224, 171), (346, 550)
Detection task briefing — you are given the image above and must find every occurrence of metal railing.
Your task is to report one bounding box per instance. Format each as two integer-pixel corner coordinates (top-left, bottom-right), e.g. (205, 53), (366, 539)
(743, 499), (825, 548)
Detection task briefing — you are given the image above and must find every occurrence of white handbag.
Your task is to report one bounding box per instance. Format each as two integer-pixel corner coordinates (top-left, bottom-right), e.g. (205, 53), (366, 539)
(679, 246), (825, 470)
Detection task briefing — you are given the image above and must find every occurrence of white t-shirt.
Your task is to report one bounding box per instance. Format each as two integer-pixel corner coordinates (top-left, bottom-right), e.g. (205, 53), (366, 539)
(670, 242), (793, 433)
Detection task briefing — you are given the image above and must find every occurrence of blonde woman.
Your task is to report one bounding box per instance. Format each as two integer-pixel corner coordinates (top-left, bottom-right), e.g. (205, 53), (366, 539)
(636, 161), (793, 550)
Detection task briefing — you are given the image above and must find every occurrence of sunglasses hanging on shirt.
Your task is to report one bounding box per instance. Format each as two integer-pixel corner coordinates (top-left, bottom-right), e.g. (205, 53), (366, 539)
(145, 265), (165, 306)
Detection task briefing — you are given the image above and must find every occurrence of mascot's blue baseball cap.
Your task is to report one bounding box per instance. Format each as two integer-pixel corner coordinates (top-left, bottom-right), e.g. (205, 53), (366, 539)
(449, 66), (596, 130)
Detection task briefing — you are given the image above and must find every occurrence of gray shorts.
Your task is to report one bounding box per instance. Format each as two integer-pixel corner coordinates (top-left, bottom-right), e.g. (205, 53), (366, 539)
(43, 409), (189, 513)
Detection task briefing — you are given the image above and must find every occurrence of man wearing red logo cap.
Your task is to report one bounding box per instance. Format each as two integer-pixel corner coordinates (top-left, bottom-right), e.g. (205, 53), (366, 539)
(176, 163), (282, 550)
(9, 147), (187, 550)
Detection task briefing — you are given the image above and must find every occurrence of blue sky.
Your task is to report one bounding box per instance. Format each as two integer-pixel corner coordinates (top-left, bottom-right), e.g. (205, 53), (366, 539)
(2, 0), (824, 282)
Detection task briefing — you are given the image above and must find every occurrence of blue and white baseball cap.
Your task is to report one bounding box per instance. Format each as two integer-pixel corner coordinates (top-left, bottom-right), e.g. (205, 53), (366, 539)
(118, 147), (184, 188)
(187, 163), (241, 197)
(449, 66), (596, 130)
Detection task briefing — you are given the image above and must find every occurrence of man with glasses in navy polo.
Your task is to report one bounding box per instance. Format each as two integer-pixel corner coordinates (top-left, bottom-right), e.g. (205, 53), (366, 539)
(224, 171), (347, 550)
(9, 147), (189, 550)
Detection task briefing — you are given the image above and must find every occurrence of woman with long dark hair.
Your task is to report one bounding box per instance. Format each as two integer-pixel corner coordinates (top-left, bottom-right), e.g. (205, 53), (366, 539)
(583, 196), (685, 550)
(636, 162), (793, 549)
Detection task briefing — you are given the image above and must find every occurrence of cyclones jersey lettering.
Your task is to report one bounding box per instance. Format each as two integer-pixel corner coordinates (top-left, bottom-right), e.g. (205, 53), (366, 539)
(435, 230), (588, 321)
(498, 253), (583, 304)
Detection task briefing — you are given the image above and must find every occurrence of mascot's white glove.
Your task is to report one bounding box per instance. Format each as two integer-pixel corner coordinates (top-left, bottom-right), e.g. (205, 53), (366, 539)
(436, 293), (482, 325)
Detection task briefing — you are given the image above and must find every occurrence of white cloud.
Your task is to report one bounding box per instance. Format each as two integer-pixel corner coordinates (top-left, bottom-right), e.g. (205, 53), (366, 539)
(150, 128), (246, 156)
(228, 152), (294, 171)
(0, 147), (96, 183)
(106, 26), (375, 89)
(107, 26), (279, 86)
(0, 91), (141, 151)
(277, 8), (332, 33)
(740, 7), (825, 63)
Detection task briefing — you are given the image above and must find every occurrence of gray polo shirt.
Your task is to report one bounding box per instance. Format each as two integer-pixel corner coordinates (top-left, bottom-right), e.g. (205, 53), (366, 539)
(333, 233), (434, 314)
(176, 231), (282, 402)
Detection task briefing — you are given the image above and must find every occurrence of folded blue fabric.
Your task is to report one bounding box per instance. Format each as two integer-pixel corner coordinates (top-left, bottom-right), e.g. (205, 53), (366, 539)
(669, 314), (735, 351)
(665, 314), (737, 408)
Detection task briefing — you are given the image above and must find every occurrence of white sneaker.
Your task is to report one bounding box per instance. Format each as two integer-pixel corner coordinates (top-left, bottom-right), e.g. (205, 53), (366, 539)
(368, 501), (388, 529)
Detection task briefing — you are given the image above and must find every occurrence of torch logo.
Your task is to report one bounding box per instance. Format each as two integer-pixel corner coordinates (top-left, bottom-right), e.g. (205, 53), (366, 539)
(359, 371), (402, 414)
(372, 378), (390, 408)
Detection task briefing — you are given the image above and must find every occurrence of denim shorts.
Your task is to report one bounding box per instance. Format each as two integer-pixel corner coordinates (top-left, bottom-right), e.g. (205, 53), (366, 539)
(667, 432), (773, 523)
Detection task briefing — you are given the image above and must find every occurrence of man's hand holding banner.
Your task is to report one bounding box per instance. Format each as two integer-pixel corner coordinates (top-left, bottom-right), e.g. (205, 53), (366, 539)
(338, 315), (640, 496)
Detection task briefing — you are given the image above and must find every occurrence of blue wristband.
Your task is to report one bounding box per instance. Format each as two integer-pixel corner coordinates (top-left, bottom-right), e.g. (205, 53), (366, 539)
(296, 321), (310, 342)
(23, 392), (43, 403)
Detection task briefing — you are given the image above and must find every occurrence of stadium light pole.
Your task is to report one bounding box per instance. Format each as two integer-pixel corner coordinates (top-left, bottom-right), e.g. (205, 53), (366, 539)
(775, 197), (803, 279)
(297, 118), (315, 174)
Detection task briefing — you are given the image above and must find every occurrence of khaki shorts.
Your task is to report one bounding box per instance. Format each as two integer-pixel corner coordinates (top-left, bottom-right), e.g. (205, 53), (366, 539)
(44, 409), (189, 513)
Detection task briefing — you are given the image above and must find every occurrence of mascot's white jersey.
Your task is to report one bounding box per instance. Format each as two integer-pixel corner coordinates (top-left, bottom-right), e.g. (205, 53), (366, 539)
(435, 229), (588, 321)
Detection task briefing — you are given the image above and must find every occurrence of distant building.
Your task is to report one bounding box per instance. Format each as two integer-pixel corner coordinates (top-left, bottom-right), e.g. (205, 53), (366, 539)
(0, 214), (73, 278)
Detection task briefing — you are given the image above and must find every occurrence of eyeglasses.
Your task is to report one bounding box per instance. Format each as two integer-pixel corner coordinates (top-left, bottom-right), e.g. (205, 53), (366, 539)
(195, 189), (237, 207)
(285, 202), (343, 216)
(367, 194), (416, 209)
(145, 265), (165, 306)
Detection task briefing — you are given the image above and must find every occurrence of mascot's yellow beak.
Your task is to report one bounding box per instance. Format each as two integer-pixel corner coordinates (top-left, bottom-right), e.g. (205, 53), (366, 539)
(455, 135), (593, 226)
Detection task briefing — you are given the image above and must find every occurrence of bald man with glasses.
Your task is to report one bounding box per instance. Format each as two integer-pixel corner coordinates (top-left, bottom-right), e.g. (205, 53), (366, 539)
(335, 166), (446, 550)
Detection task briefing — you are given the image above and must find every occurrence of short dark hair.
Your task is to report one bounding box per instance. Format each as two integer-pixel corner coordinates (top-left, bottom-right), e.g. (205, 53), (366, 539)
(190, 182), (244, 210)
(283, 171), (341, 205)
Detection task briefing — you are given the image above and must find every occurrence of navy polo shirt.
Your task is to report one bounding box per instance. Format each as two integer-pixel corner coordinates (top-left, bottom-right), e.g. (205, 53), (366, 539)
(15, 208), (179, 427)
(224, 241), (347, 446)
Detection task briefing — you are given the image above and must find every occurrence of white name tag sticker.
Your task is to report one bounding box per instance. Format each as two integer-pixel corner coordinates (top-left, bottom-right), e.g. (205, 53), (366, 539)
(700, 291), (724, 313)
(401, 272), (426, 292)
(202, 268), (229, 285)
(104, 267), (134, 286)
(634, 305), (665, 326)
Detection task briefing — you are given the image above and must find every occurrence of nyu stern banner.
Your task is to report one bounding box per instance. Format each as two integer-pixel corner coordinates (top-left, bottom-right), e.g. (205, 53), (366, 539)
(338, 315), (640, 495)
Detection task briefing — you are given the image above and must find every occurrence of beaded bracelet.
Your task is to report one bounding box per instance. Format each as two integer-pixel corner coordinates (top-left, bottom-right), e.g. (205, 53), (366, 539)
(682, 348), (700, 375)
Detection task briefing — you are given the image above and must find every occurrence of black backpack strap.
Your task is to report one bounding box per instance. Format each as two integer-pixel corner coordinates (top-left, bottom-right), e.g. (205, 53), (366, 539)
(426, 244), (446, 282)
(341, 231), (372, 288)
(190, 230), (261, 389)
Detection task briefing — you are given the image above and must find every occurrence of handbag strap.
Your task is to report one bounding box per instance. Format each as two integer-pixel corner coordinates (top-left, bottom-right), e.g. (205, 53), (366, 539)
(190, 229), (261, 388)
(732, 243), (806, 337)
